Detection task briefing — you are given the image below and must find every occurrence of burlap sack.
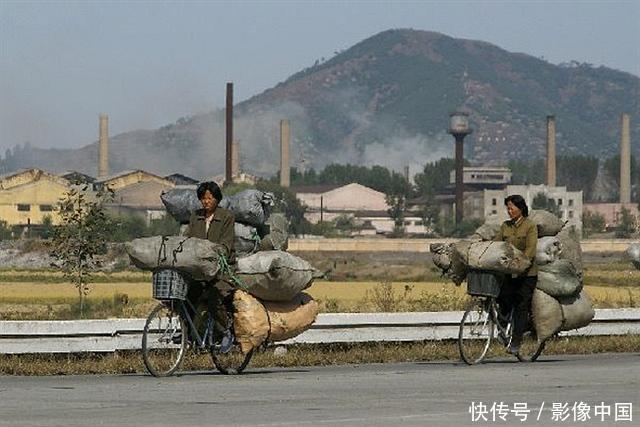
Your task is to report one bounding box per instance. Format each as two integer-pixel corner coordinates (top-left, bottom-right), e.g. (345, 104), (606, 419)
(536, 236), (561, 266)
(160, 188), (201, 224)
(233, 290), (270, 354)
(125, 236), (221, 280)
(263, 293), (319, 342)
(235, 222), (261, 257)
(529, 210), (566, 237)
(458, 241), (531, 275)
(232, 291), (319, 353)
(471, 223), (501, 241)
(537, 259), (582, 297)
(531, 289), (563, 342)
(556, 224), (583, 278)
(559, 290), (595, 331)
(626, 242), (640, 270)
(236, 251), (316, 301)
(258, 213), (289, 251)
(219, 190), (274, 227)
(430, 242), (468, 285)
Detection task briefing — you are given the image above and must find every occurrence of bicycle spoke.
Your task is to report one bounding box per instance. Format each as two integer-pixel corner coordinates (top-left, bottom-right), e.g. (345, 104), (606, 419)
(459, 299), (494, 365)
(142, 303), (187, 377)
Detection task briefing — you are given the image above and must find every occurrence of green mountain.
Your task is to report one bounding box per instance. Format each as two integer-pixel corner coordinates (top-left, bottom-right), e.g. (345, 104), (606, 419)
(2, 29), (638, 178)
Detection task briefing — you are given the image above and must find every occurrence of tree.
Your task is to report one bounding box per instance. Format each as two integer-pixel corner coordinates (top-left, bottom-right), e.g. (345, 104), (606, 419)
(255, 180), (311, 236)
(39, 215), (55, 239)
(615, 206), (636, 238)
(582, 210), (606, 237)
(414, 158), (470, 197)
(0, 219), (12, 240)
(531, 192), (561, 217)
(50, 184), (113, 317)
(386, 194), (406, 235)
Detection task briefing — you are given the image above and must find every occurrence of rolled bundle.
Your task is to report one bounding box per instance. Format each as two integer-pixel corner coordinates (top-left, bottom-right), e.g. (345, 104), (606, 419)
(536, 236), (561, 265)
(235, 222), (261, 257)
(536, 259), (582, 297)
(125, 236), (222, 280)
(219, 190), (274, 227)
(160, 188), (201, 224)
(233, 290), (319, 353)
(528, 210), (566, 237)
(625, 242), (640, 270)
(236, 250), (317, 301)
(455, 241), (531, 275)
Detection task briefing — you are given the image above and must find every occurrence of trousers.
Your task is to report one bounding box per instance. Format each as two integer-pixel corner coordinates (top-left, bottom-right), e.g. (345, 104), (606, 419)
(497, 275), (537, 346)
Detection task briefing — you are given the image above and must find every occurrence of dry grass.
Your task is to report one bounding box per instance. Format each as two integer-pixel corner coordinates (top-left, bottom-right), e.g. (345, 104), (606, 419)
(1, 335), (637, 376)
(1, 278), (638, 320)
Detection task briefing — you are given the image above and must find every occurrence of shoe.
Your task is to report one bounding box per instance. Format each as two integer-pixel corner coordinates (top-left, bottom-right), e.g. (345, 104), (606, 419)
(171, 332), (192, 345)
(507, 344), (519, 355)
(218, 329), (234, 354)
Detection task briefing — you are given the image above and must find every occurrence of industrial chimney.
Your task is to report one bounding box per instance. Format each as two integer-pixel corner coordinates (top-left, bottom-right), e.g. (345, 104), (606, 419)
(98, 114), (109, 178)
(231, 141), (239, 178)
(280, 119), (290, 188)
(546, 115), (556, 187)
(620, 113), (631, 204)
(225, 83), (233, 183)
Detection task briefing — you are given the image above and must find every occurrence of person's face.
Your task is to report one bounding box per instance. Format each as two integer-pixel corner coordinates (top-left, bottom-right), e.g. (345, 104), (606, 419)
(506, 201), (522, 220)
(200, 190), (218, 213)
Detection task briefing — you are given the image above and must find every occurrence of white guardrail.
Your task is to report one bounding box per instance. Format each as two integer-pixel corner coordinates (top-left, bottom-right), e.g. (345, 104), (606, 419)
(1, 309), (639, 354)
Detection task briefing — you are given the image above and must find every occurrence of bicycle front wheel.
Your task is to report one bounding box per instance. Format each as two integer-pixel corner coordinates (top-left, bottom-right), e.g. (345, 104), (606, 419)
(459, 298), (494, 365)
(142, 302), (187, 377)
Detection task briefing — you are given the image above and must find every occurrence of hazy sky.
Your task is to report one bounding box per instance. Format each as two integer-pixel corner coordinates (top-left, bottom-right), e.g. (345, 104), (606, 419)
(1, 0), (639, 155)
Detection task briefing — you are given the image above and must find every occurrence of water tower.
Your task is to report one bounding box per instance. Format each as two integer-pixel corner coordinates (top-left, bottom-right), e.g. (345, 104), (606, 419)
(448, 112), (472, 225)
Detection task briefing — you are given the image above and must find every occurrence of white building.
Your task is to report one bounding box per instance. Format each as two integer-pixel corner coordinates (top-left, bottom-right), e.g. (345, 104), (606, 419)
(482, 184), (583, 230)
(293, 183), (429, 235)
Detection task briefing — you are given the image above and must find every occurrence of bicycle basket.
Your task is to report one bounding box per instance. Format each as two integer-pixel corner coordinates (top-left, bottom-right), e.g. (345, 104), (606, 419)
(152, 269), (189, 300)
(466, 271), (502, 298)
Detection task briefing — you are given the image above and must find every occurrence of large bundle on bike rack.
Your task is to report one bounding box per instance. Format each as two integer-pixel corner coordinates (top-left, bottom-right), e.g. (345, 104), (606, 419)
(232, 289), (319, 353)
(161, 188), (289, 258)
(430, 210), (594, 338)
(235, 250), (317, 301)
(125, 236), (222, 280)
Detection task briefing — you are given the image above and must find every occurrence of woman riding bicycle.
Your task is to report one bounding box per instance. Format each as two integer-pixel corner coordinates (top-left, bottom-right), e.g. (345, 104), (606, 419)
(184, 181), (236, 350)
(493, 194), (538, 355)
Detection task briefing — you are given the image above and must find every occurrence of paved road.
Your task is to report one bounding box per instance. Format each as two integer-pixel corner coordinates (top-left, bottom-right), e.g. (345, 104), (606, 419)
(0, 353), (638, 426)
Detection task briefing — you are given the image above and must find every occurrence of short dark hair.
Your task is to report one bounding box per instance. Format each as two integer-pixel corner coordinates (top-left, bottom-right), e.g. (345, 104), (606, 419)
(196, 181), (223, 202)
(504, 194), (529, 217)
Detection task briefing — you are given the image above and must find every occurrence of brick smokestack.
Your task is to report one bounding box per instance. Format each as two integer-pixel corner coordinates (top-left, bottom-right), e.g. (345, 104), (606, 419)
(546, 115), (556, 187)
(620, 113), (631, 204)
(280, 119), (290, 188)
(225, 82), (233, 183)
(231, 141), (239, 178)
(98, 114), (109, 178)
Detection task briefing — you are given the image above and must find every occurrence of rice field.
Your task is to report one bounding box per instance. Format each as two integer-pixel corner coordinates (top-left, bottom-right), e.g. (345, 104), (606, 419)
(0, 277), (638, 320)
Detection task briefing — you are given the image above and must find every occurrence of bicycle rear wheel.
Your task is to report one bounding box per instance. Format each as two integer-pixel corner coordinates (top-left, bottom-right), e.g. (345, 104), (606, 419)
(459, 298), (494, 365)
(211, 344), (253, 375)
(516, 332), (546, 362)
(142, 302), (187, 377)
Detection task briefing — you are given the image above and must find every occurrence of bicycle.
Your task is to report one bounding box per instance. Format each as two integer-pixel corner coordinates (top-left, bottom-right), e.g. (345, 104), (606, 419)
(141, 268), (254, 377)
(458, 270), (546, 365)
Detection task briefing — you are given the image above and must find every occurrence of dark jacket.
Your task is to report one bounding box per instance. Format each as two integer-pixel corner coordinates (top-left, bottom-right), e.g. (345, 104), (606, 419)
(494, 216), (538, 277)
(185, 207), (235, 261)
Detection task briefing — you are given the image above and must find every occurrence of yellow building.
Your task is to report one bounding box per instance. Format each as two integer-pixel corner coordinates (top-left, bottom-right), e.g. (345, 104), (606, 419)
(0, 169), (71, 226)
(96, 170), (176, 224)
(94, 170), (174, 192)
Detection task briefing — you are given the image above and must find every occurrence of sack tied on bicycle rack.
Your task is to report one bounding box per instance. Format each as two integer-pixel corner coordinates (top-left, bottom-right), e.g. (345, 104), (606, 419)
(430, 209), (595, 342)
(232, 290), (319, 353)
(125, 236), (223, 280)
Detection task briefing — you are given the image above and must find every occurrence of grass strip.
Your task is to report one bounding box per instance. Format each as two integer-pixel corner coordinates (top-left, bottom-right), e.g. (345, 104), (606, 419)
(0, 335), (637, 376)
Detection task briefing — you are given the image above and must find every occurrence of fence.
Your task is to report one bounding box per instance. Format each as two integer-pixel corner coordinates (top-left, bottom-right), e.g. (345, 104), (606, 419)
(1, 308), (638, 354)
